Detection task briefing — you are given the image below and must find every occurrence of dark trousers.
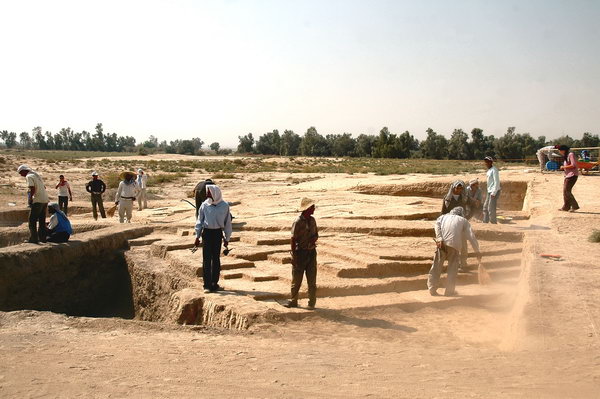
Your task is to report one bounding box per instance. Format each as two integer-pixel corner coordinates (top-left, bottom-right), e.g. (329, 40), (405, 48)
(291, 249), (317, 306)
(47, 231), (70, 243)
(202, 229), (223, 290)
(28, 202), (47, 243)
(58, 196), (69, 215)
(562, 176), (579, 211)
(91, 194), (106, 219)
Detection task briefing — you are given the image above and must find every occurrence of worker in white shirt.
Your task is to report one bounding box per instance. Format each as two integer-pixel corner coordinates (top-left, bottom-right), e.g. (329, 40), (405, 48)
(17, 164), (50, 244)
(428, 207), (481, 296)
(536, 145), (558, 172)
(483, 156), (501, 224)
(55, 175), (73, 215)
(136, 168), (149, 210)
(115, 172), (139, 223)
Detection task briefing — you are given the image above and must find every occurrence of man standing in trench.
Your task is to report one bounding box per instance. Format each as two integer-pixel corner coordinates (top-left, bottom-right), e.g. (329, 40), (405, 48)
(428, 207), (481, 297)
(17, 165), (49, 244)
(286, 198), (319, 309)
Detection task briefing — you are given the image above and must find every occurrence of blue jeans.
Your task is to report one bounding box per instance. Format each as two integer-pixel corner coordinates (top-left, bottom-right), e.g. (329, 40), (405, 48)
(483, 191), (501, 224)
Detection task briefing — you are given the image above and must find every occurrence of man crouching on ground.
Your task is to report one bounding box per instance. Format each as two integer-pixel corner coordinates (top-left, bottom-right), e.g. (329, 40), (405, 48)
(286, 198), (319, 310)
(428, 206), (481, 297)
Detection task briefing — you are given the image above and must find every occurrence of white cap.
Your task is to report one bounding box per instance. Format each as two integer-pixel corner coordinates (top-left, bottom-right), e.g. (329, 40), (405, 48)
(91, 171), (99, 176)
(17, 164), (31, 173)
(138, 168), (143, 173)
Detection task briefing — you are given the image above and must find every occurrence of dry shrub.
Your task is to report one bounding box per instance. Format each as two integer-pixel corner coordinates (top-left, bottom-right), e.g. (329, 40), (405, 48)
(589, 230), (600, 243)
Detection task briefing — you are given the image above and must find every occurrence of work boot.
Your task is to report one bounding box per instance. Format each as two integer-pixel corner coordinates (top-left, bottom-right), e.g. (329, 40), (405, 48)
(429, 288), (439, 296)
(307, 303), (316, 310)
(285, 300), (298, 308)
(203, 288), (211, 294)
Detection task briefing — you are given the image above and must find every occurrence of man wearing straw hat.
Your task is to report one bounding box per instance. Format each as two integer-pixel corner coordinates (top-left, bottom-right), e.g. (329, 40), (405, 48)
(114, 171), (139, 223)
(286, 197), (319, 309)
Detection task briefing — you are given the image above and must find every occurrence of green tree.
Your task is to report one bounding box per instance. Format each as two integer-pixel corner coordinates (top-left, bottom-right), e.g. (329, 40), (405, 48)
(237, 133), (255, 153)
(372, 127), (397, 158)
(255, 129), (281, 155)
(397, 131), (418, 158)
(448, 129), (470, 160)
(210, 142), (220, 153)
(92, 123), (105, 151)
(143, 135), (159, 148)
(327, 133), (356, 157)
(280, 130), (301, 156)
(355, 134), (376, 157)
(300, 127), (330, 156)
(578, 132), (600, 148)
(32, 126), (46, 149)
(420, 128), (448, 159)
(19, 132), (33, 149)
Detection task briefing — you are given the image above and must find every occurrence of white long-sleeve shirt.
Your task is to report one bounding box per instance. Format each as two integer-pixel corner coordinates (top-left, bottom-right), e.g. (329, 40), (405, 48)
(137, 174), (148, 189)
(115, 181), (139, 202)
(536, 145), (555, 156)
(195, 200), (233, 241)
(486, 165), (501, 195)
(434, 213), (480, 253)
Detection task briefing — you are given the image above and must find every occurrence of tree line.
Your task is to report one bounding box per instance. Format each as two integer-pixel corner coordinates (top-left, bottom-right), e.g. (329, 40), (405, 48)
(2, 124), (598, 160)
(238, 127), (600, 160)
(0, 124), (209, 156)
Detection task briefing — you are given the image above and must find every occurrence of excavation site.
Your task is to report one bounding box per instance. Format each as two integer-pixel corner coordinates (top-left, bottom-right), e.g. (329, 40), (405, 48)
(1, 155), (599, 398)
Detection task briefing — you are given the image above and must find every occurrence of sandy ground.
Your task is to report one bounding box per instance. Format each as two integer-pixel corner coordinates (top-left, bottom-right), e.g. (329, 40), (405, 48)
(1, 153), (600, 398)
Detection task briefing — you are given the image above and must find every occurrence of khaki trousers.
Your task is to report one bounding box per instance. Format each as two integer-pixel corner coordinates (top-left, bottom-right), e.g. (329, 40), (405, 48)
(138, 188), (148, 210)
(427, 246), (460, 296)
(118, 199), (133, 223)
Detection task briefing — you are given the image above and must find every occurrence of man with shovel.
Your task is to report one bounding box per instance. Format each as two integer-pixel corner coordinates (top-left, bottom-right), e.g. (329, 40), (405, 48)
(428, 206), (482, 297)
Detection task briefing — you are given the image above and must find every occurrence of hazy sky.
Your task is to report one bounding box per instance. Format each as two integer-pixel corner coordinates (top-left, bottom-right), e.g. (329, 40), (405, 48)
(1, 0), (599, 147)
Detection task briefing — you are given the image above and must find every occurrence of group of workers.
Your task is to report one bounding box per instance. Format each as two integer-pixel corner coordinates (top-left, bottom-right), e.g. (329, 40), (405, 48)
(16, 147), (582, 308)
(16, 165), (150, 244)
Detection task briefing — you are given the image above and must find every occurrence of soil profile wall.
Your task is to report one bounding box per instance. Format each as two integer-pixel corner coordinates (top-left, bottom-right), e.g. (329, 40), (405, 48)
(0, 226), (152, 317)
(355, 180), (529, 211)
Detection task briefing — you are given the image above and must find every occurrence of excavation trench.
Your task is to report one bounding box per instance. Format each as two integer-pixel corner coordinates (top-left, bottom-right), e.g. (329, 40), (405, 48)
(0, 226), (273, 330)
(0, 226), (153, 319)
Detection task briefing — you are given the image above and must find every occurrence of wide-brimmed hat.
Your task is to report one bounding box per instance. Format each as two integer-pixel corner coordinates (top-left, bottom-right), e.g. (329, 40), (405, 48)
(119, 171), (136, 180)
(299, 197), (316, 211)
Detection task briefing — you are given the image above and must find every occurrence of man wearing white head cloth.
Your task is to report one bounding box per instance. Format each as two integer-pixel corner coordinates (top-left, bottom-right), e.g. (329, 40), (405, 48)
(194, 185), (232, 293)
(428, 207), (482, 296)
(465, 178), (483, 220)
(136, 168), (149, 210)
